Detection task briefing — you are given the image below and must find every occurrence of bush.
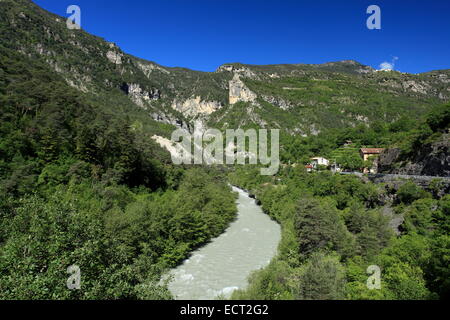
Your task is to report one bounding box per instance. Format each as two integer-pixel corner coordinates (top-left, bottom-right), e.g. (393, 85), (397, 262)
(397, 181), (431, 204)
(297, 252), (346, 300)
(294, 197), (355, 259)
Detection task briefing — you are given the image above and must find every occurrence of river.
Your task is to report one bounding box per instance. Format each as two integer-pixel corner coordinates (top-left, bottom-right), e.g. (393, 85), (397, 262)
(168, 186), (281, 300)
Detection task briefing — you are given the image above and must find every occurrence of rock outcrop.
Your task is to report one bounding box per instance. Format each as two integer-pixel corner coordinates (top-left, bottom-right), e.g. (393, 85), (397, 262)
(217, 64), (258, 79)
(106, 50), (123, 65)
(378, 133), (450, 177)
(171, 96), (222, 118)
(262, 95), (292, 110)
(121, 83), (160, 108)
(401, 80), (432, 94)
(136, 61), (170, 77)
(229, 74), (257, 105)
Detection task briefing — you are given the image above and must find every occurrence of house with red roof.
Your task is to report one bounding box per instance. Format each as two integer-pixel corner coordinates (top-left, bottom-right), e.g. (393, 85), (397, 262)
(360, 148), (385, 173)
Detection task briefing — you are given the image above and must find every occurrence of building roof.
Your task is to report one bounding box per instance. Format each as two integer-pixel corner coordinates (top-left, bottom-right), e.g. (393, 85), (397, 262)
(311, 157), (328, 160)
(360, 148), (385, 154)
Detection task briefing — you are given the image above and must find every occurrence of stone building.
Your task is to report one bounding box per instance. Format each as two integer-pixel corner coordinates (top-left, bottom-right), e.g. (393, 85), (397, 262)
(360, 148), (385, 173)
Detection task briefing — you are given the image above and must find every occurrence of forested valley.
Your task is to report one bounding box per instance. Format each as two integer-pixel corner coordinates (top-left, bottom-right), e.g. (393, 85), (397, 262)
(0, 0), (449, 301)
(228, 104), (450, 300)
(0, 44), (237, 299)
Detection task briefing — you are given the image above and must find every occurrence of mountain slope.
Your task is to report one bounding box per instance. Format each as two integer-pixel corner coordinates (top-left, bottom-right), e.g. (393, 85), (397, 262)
(1, 0), (448, 137)
(0, 1), (239, 300)
(1, 0), (449, 301)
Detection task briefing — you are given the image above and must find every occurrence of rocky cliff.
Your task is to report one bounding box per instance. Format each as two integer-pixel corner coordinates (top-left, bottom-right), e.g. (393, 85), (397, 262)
(378, 133), (450, 177)
(1, 0), (449, 137)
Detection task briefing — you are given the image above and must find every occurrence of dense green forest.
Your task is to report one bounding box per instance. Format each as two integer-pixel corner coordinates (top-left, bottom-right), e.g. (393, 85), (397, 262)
(0, 0), (448, 301)
(0, 44), (237, 299)
(228, 105), (449, 300)
(228, 165), (449, 300)
(0, 43), (448, 299)
(278, 102), (450, 168)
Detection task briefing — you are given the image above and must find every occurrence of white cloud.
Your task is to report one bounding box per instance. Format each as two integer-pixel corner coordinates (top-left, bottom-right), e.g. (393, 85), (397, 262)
(379, 56), (398, 71)
(379, 62), (394, 71)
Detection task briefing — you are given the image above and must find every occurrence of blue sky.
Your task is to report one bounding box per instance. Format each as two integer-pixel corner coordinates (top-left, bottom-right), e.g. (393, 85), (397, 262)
(33, 0), (450, 74)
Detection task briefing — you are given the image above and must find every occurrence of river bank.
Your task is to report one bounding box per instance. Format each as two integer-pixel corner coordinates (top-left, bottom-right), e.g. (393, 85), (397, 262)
(168, 186), (281, 300)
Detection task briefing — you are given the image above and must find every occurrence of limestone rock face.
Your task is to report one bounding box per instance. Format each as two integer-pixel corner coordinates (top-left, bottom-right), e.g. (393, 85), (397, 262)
(137, 61), (170, 77)
(171, 96), (222, 118)
(217, 65), (258, 79)
(229, 74), (257, 105)
(35, 43), (53, 56)
(438, 74), (450, 83)
(262, 95), (292, 110)
(401, 80), (431, 94)
(106, 50), (123, 65)
(121, 83), (160, 108)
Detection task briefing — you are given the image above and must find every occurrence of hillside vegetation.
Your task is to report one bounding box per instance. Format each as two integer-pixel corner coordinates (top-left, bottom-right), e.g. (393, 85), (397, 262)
(229, 164), (449, 300)
(0, 0), (448, 301)
(0, 22), (237, 300)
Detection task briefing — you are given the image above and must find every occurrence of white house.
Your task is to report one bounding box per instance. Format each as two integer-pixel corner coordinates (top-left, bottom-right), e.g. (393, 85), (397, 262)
(310, 157), (329, 169)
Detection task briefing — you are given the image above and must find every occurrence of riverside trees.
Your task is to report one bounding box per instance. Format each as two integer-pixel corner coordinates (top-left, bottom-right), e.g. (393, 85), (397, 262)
(229, 165), (447, 300)
(0, 46), (237, 299)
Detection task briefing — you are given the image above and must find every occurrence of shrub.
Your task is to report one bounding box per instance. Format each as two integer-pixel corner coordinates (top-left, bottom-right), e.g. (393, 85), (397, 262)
(397, 181), (431, 204)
